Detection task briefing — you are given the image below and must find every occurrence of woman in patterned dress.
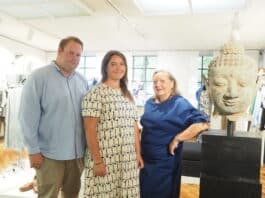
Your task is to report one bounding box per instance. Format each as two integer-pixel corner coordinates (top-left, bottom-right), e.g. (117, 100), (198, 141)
(81, 50), (144, 197)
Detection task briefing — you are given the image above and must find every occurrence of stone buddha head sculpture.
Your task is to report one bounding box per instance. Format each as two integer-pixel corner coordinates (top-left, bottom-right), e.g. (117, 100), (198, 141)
(208, 41), (257, 119)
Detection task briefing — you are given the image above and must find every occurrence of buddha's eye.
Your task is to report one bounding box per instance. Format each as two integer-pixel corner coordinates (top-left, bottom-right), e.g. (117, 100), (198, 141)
(213, 78), (227, 87)
(238, 81), (247, 87)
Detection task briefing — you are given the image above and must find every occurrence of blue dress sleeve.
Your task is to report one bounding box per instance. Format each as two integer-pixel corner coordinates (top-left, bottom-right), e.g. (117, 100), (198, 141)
(178, 97), (209, 127)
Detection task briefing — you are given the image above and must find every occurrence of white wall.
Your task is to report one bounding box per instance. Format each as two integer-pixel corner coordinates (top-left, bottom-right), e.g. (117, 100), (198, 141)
(0, 36), (47, 88)
(246, 50), (259, 65)
(157, 51), (199, 106)
(46, 52), (56, 64)
(0, 36), (46, 61)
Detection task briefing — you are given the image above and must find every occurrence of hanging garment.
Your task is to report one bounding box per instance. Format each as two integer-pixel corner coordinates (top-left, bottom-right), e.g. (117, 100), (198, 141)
(4, 86), (26, 151)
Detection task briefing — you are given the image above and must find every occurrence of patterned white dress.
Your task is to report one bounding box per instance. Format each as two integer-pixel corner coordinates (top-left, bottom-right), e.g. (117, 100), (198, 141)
(81, 83), (139, 198)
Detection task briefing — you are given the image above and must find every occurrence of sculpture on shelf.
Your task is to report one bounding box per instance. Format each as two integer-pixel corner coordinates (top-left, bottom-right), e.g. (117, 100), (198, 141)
(208, 41), (257, 123)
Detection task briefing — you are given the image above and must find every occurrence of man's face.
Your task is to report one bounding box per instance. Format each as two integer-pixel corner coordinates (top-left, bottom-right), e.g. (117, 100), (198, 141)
(57, 41), (82, 74)
(208, 65), (257, 115)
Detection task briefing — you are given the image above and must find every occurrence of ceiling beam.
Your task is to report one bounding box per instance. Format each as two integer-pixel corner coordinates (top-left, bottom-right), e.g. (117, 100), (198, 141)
(70, 0), (94, 15)
(0, 11), (60, 51)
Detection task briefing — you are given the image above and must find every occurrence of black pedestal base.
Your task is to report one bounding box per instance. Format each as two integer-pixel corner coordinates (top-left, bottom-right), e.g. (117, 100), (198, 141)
(200, 175), (261, 198)
(200, 133), (261, 198)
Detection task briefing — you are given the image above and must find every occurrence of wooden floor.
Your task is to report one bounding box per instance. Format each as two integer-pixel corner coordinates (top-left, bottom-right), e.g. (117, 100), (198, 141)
(180, 183), (199, 198)
(0, 138), (264, 198)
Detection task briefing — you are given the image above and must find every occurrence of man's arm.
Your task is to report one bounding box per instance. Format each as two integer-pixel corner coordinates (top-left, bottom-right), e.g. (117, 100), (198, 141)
(19, 75), (42, 155)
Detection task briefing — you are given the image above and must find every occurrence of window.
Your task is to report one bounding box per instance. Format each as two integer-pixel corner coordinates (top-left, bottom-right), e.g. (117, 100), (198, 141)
(197, 55), (213, 88)
(77, 56), (100, 87)
(132, 55), (157, 106)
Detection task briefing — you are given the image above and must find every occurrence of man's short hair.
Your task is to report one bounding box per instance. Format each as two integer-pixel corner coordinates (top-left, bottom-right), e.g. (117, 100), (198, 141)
(58, 36), (83, 50)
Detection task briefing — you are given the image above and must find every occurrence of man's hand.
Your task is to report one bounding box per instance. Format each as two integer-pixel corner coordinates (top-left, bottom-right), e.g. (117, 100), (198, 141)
(29, 153), (43, 169)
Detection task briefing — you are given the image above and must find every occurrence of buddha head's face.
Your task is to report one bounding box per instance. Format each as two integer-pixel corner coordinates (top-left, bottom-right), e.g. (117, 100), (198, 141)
(208, 42), (257, 115)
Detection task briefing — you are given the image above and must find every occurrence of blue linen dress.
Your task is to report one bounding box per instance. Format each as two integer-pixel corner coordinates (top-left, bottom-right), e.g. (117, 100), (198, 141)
(140, 94), (208, 198)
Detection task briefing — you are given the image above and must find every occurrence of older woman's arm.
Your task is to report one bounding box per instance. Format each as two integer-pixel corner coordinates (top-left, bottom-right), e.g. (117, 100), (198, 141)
(169, 122), (210, 155)
(83, 117), (106, 176)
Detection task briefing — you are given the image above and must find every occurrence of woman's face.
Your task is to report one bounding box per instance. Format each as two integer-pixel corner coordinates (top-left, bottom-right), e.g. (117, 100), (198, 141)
(106, 55), (126, 81)
(153, 72), (174, 99)
(208, 65), (257, 115)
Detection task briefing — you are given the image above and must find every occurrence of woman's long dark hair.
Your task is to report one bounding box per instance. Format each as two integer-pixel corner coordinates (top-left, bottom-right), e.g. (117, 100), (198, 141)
(101, 50), (134, 102)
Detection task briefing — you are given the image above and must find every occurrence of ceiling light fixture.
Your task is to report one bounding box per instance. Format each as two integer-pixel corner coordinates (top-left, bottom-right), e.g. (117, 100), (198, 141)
(105, 0), (146, 39)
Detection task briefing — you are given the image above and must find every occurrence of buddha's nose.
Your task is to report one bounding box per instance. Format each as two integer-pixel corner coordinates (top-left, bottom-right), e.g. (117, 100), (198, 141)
(224, 80), (238, 99)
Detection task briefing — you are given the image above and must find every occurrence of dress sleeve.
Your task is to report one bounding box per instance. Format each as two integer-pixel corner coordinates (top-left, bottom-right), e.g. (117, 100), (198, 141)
(179, 98), (209, 126)
(81, 87), (102, 117)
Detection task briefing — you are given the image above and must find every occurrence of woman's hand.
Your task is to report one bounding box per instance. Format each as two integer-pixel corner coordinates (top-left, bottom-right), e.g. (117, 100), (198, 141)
(168, 122), (209, 155)
(169, 138), (181, 156)
(93, 161), (107, 176)
(136, 153), (144, 169)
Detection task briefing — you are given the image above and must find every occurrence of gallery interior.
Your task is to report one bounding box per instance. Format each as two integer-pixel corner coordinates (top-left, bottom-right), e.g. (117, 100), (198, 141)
(0, 0), (265, 197)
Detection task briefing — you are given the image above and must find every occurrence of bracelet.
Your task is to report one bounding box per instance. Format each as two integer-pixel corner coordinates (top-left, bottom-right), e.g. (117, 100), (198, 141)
(94, 161), (103, 165)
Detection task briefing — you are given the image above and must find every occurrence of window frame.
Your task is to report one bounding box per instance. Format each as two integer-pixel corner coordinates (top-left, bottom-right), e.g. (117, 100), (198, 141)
(131, 55), (157, 106)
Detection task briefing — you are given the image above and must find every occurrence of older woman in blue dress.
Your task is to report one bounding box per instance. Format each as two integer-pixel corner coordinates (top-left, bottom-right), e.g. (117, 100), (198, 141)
(140, 70), (209, 198)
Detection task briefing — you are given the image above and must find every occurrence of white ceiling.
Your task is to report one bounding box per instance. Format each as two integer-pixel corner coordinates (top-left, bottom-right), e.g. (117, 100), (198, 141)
(0, 0), (264, 52)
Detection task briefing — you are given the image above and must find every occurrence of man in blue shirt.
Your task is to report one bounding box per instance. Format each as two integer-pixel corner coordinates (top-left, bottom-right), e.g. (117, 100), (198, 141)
(19, 36), (89, 198)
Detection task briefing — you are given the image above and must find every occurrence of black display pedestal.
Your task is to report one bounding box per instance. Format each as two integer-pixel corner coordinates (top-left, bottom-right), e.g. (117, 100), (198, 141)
(199, 131), (262, 198)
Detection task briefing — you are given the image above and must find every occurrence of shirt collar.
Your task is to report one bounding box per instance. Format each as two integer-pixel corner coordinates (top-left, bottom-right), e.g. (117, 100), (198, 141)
(52, 61), (76, 79)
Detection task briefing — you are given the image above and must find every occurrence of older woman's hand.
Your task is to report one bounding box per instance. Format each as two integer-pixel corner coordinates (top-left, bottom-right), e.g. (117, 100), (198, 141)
(169, 138), (181, 155)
